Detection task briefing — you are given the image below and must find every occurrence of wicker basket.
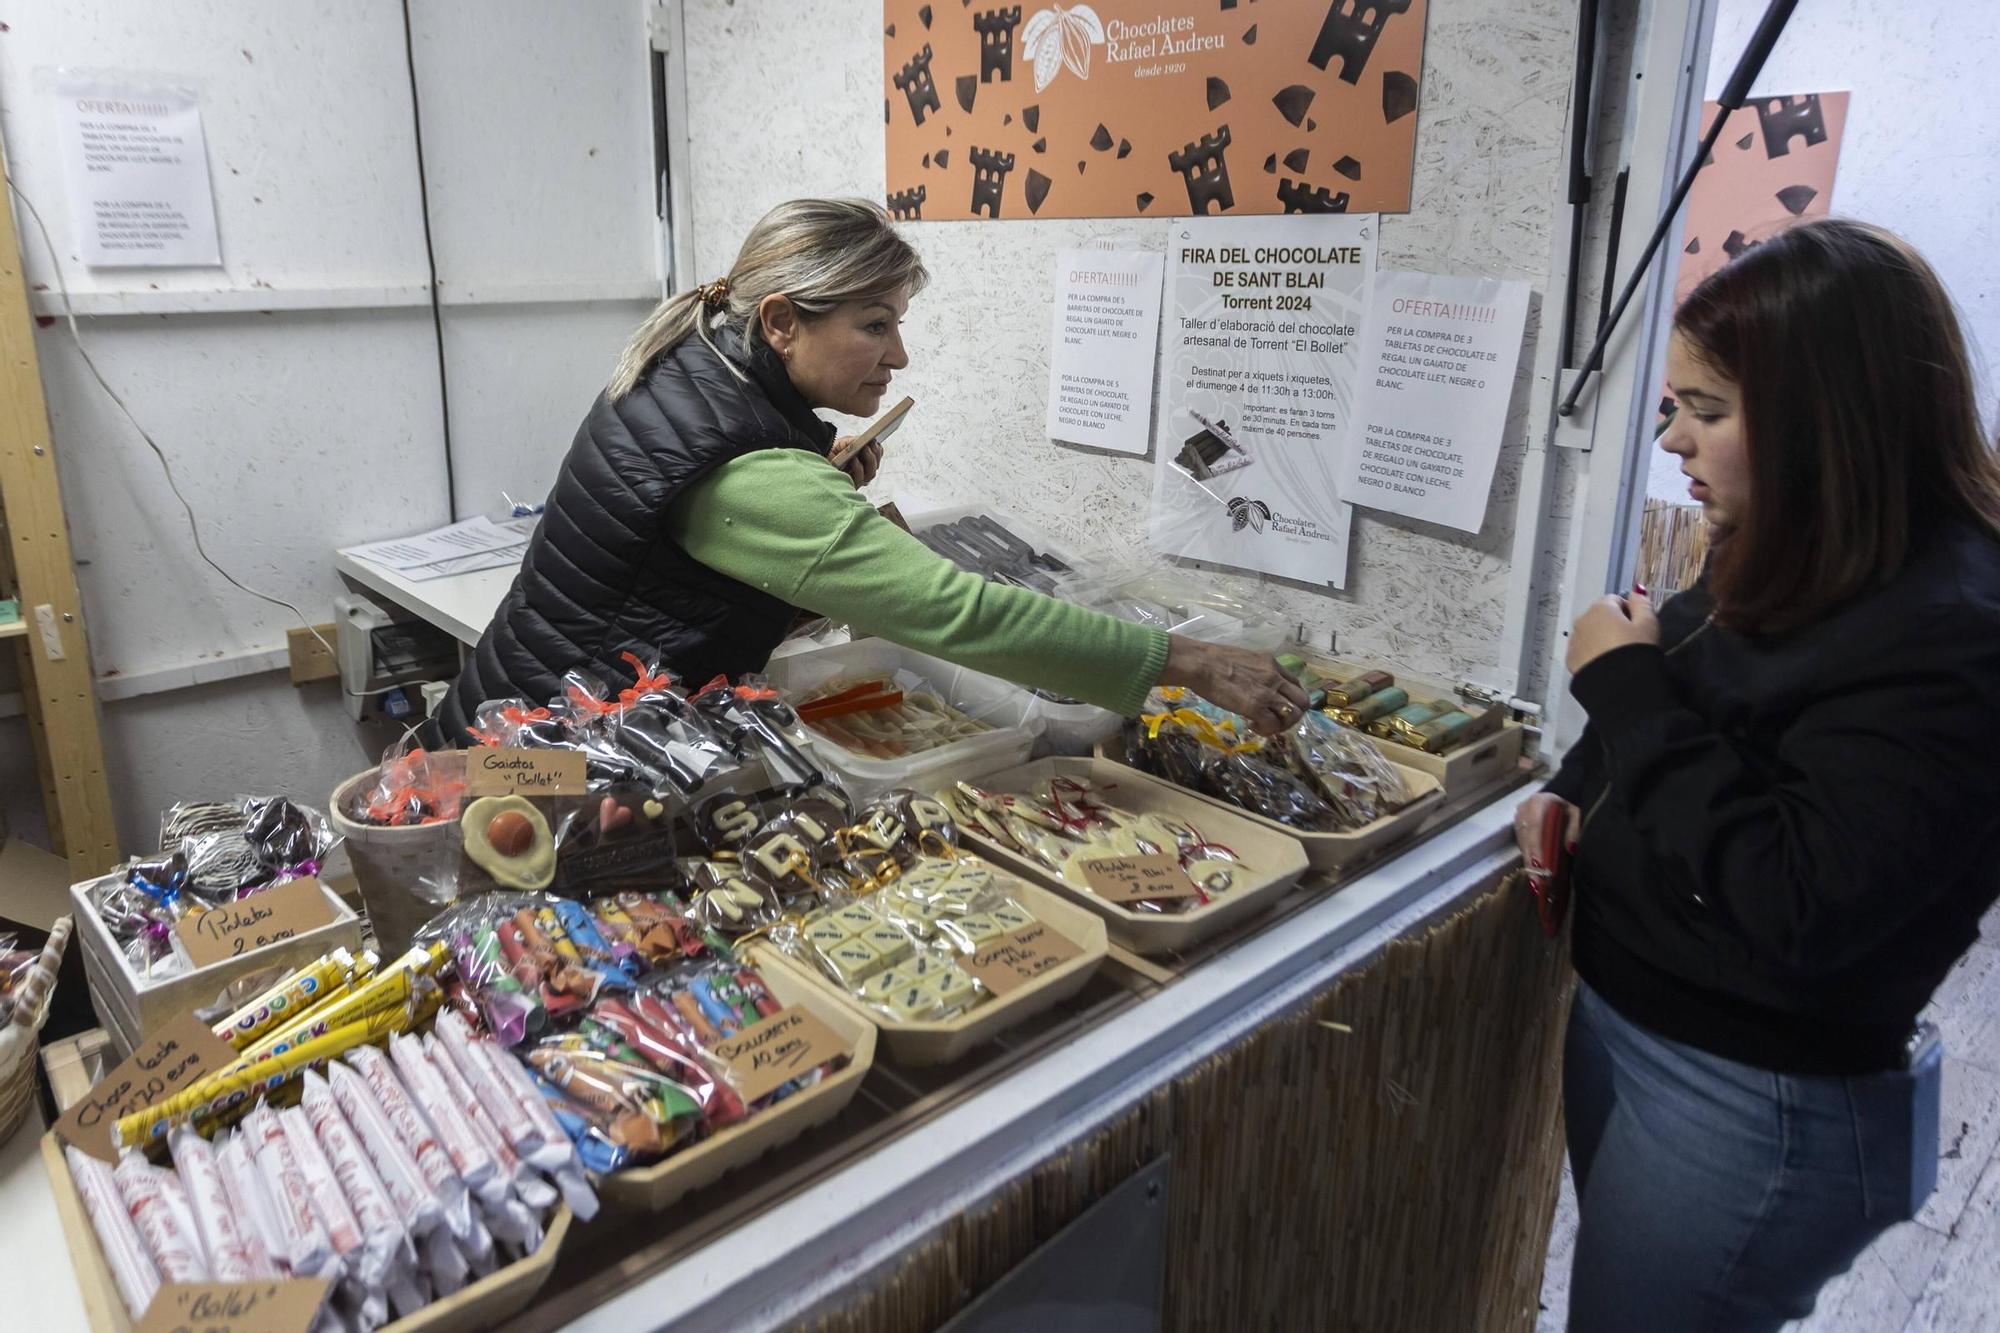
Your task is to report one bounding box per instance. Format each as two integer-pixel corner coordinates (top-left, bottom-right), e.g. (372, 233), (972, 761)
(329, 757), (465, 954)
(0, 915), (72, 1145)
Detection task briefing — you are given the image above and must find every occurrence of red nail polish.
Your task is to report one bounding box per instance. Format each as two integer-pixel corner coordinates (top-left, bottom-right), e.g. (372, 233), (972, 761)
(1633, 582), (1649, 596)
(1566, 840), (1578, 855)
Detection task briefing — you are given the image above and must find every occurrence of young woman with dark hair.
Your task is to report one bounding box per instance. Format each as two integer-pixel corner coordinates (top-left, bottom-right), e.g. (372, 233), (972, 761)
(1519, 218), (2000, 1332)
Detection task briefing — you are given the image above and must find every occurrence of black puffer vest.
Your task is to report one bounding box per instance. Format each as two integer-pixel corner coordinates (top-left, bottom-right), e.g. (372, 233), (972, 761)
(436, 329), (835, 741)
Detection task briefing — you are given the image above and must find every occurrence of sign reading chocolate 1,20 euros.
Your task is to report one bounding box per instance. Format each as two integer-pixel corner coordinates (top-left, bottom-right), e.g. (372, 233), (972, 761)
(1150, 214), (1376, 588)
(881, 0), (1427, 222)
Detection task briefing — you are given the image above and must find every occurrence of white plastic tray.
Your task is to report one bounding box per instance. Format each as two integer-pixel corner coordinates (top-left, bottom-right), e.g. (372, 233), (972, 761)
(763, 639), (1042, 801)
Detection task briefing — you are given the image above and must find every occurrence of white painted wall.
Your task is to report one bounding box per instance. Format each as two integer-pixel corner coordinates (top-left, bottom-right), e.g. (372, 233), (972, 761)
(407, 0), (663, 510)
(1647, 0), (2000, 501)
(0, 1), (663, 855)
(682, 0), (1579, 688)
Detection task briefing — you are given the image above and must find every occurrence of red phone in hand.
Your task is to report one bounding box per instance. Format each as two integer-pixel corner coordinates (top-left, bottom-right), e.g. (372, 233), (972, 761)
(1526, 801), (1573, 938)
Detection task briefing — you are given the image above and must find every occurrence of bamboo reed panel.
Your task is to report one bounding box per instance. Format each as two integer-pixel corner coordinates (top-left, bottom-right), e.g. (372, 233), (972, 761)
(1637, 499), (1710, 596)
(793, 872), (1571, 1333)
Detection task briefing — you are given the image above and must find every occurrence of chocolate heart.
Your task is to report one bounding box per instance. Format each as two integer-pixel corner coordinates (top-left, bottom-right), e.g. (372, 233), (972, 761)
(599, 796), (635, 835)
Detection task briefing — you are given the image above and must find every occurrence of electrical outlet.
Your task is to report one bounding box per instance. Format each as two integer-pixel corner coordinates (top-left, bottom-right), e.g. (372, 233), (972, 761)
(287, 623), (339, 685)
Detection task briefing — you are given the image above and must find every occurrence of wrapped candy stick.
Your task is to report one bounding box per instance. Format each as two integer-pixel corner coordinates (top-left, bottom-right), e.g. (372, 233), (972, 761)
(245, 945), (441, 1063)
(420, 1226), (470, 1299)
(459, 1207), (499, 1278)
(170, 1125), (255, 1282)
(244, 1103), (340, 1280)
(475, 1041), (599, 1222)
(387, 1266), (432, 1322)
(549, 900), (635, 991)
(426, 1022), (559, 1215)
(418, 1031), (550, 1233)
(114, 1147), (207, 1284)
(345, 1045), (474, 1243)
(216, 1133), (284, 1277)
(587, 898), (647, 973)
(461, 926), (543, 1045)
(301, 1070), (409, 1289)
(326, 1060), (445, 1240)
(212, 948), (358, 1049)
(281, 1106), (365, 1273)
(119, 991), (442, 1147)
(432, 1011), (544, 1160)
(67, 1145), (161, 1315)
(387, 1033), (498, 1202)
(505, 910), (592, 1011)
(735, 968), (783, 1019)
(526, 1047), (664, 1159)
(528, 1070), (629, 1176)
(152, 1164), (209, 1272)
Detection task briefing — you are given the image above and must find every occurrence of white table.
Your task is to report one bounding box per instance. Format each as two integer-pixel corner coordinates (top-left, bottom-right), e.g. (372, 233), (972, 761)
(1, 1106), (91, 1331)
(333, 545), (521, 648)
(332, 544), (848, 663)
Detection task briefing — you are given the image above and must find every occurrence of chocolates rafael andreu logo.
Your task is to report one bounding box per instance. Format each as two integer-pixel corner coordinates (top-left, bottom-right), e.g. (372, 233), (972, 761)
(1227, 497), (1272, 533)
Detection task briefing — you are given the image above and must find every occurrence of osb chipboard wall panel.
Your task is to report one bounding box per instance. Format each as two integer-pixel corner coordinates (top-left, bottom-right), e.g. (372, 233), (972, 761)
(682, 0), (1576, 688)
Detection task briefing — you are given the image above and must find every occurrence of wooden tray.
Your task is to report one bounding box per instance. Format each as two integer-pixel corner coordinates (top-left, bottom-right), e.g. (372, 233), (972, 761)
(1094, 736), (1444, 873)
(944, 757), (1310, 956)
(42, 1129), (571, 1333)
(1294, 652), (1527, 797)
(594, 963), (877, 1212)
(747, 875), (1108, 1067)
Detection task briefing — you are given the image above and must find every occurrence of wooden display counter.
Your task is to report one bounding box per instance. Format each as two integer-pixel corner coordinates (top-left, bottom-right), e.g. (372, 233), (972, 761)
(5, 768), (1561, 1333)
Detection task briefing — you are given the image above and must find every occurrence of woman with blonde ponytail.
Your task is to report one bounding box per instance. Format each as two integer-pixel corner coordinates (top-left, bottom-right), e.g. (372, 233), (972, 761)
(438, 198), (1304, 740)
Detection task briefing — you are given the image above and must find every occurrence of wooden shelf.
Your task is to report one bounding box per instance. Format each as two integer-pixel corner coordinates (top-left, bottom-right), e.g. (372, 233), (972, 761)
(0, 619), (27, 639)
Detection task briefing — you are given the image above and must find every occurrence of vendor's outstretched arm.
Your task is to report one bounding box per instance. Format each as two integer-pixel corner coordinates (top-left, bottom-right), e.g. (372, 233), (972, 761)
(669, 450), (1168, 713)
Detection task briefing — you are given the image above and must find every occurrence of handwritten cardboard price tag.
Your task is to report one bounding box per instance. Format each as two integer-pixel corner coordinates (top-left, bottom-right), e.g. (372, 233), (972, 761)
(55, 1011), (237, 1161)
(133, 1279), (330, 1333)
(1078, 853), (1202, 905)
(176, 878), (338, 969)
(467, 747), (587, 797)
(962, 921), (1085, 997)
(711, 1006), (849, 1105)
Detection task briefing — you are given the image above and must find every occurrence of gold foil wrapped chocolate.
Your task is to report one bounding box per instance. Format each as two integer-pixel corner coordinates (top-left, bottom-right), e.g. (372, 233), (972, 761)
(1323, 670), (1395, 709)
(1332, 686), (1410, 728)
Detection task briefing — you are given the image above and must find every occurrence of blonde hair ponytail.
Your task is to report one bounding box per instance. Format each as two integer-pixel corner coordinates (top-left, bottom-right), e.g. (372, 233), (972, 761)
(609, 198), (929, 399)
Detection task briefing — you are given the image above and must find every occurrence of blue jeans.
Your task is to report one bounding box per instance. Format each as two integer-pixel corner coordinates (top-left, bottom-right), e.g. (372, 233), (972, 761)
(1563, 981), (1941, 1333)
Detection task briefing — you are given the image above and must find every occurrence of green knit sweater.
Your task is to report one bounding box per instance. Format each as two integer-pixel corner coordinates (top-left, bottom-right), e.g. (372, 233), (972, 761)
(667, 451), (1169, 715)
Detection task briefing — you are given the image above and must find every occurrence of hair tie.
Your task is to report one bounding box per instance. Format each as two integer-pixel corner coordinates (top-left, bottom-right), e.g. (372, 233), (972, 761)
(694, 278), (731, 309)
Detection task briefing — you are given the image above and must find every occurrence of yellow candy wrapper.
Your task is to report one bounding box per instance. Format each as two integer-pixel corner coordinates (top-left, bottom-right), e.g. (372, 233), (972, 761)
(118, 990), (443, 1148)
(210, 948), (360, 1050)
(242, 942), (447, 1064)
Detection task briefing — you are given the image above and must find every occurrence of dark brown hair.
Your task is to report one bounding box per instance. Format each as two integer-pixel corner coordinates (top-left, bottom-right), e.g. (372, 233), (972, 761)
(1673, 218), (2000, 634)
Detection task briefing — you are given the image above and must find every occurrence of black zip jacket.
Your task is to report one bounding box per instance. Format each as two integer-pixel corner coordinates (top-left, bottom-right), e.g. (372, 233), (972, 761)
(1547, 521), (2000, 1075)
(436, 330), (834, 742)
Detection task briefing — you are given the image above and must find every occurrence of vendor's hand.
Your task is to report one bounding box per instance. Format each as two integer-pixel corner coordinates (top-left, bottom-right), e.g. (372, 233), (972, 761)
(1159, 636), (1312, 736)
(1566, 588), (1659, 675)
(832, 435), (883, 489)
(1514, 793), (1580, 869)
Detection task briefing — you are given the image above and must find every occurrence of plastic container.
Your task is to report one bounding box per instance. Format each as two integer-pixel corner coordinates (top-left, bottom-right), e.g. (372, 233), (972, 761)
(761, 640), (1042, 802)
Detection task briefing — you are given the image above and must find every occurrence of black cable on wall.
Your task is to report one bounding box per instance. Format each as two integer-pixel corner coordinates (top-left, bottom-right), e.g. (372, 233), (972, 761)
(399, 0), (458, 520)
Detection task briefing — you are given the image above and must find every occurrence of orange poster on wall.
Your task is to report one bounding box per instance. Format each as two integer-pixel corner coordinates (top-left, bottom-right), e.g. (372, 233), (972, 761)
(1673, 91), (1848, 306)
(882, 1), (1428, 222)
